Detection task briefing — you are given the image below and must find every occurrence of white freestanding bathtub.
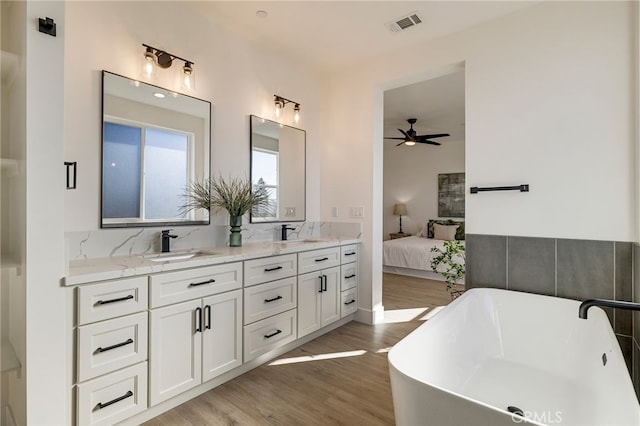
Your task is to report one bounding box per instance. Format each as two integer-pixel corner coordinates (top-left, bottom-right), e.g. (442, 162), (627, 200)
(388, 288), (640, 426)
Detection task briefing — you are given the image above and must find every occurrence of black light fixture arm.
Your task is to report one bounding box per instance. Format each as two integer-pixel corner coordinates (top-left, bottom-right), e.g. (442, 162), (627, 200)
(274, 94), (298, 108)
(142, 43), (194, 67)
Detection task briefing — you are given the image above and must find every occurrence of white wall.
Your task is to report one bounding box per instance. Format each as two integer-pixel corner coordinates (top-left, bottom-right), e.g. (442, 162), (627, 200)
(321, 1), (636, 323)
(64, 1), (323, 232)
(383, 137), (465, 238)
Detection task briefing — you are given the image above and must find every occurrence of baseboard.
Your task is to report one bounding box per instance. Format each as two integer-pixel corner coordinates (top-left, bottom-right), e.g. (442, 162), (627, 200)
(354, 304), (384, 325)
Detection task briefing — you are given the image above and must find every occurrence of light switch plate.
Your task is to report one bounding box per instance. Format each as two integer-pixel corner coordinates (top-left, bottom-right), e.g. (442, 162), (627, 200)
(349, 206), (364, 218)
(332, 207), (339, 217)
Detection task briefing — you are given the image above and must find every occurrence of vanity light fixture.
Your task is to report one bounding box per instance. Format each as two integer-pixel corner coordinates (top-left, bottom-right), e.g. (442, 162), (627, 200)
(141, 44), (196, 91)
(274, 95), (301, 123)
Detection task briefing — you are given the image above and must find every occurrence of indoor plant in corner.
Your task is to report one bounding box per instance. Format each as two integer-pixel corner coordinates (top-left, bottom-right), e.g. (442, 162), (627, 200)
(183, 175), (270, 247)
(430, 240), (465, 299)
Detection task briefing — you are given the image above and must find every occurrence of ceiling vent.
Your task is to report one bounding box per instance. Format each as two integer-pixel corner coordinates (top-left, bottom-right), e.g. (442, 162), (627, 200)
(387, 12), (423, 33)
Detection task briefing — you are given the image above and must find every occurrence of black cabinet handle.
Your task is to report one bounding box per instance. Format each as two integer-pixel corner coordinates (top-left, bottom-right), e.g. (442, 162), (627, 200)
(318, 276), (324, 293)
(189, 279), (216, 287)
(264, 295), (283, 303)
(344, 274), (356, 279)
(195, 307), (202, 333)
(323, 275), (328, 292)
(264, 329), (282, 339)
(95, 338), (134, 354)
(315, 257), (329, 262)
(345, 300), (356, 305)
(204, 305), (211, 330)
(264, 266), (283, 272)
(96, 294), (134, 305)
(344, 252), (356, 256)
(96, 390), (133, 410)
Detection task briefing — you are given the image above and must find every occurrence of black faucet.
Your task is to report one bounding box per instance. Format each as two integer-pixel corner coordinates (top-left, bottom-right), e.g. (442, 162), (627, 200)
(281, 224), (295, 241)
(161, 229), (178, 252)
(578, 299), (640, 319)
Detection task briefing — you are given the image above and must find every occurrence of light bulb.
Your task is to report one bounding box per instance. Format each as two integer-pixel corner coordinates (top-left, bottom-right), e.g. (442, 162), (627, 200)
(181, 62), (196, 91)
(141, 47), (157, 79)
(293, 104), (300, 123)
(275, 100), (282, 118)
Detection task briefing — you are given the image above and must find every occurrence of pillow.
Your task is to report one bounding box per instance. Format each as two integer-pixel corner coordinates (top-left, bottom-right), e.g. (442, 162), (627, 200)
(415, 223), (428, 238)
(433, 223), (458, 241)
(427, 219), (465, 240)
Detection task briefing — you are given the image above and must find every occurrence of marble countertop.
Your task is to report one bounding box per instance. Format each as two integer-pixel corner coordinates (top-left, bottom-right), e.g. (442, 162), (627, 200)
(65, 237), (360, 286)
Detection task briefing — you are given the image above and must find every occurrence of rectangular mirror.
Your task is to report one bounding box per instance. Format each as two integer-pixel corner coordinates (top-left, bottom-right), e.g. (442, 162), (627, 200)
(101, 71), (210, 228)
(250, 115), (306, 223)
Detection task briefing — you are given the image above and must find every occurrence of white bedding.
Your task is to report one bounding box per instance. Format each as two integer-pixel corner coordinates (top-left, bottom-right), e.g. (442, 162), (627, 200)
(383, 236), (465, 272)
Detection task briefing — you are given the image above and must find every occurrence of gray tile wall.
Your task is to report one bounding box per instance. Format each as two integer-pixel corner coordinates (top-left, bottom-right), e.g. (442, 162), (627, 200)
(466, 234), (634, 376)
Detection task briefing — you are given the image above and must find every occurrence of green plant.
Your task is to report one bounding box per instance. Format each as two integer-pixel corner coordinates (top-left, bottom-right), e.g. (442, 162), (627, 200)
(430, 240), (465, 295)
(183, 175), (271, 217)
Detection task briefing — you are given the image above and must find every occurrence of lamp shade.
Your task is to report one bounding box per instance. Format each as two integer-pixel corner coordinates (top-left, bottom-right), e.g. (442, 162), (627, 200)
(393, 203), (408, 216)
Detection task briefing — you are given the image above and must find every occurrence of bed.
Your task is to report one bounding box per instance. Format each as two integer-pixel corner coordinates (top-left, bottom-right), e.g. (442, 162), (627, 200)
(383, 220), (465, 283)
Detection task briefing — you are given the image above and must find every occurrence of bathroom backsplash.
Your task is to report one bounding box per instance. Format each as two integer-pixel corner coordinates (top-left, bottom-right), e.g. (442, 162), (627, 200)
(65, 221), (362, 262)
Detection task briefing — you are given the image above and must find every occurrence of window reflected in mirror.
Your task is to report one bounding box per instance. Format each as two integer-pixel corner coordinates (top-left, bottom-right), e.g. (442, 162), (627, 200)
(250, 115), (305, 223)
(101, 71), (210, 228)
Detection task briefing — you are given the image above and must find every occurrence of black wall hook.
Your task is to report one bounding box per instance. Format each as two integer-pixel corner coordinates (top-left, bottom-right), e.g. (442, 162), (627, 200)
(38, 17), (56, 37)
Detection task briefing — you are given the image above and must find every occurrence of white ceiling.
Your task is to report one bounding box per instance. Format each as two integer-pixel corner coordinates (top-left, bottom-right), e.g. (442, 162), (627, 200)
(190, 1), (537, 144)
(192, 1), (538, 74)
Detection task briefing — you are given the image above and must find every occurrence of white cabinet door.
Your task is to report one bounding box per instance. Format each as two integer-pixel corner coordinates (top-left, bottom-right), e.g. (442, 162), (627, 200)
(149, 299), (202, 406)
(297, 271), (323, 338)
(201, 290), (242, 382)
(320, 267), (341, 326)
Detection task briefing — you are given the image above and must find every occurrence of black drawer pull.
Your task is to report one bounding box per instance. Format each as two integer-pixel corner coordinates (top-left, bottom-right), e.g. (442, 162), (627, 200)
(204, 305), (211, 330)
(318, 276), (324, 293)
(345, 300), (356, 305)
(96, 294), (134, 305)
(189, 279), (216, 287)
(96, 390), (133, 410)
(315, 257), (329, 262)
(344, 274), (356, 279)
(195, 307), (202, 333)
(264, 295), (283, 303)
(264, 266), (283, 272)
(95, 338), (134, 354)
(264, 329), (282, 339)
(345, 252), (356, 256)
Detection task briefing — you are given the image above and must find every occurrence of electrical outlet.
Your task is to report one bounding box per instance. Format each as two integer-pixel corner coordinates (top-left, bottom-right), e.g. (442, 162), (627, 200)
(349, 206), (364, 218)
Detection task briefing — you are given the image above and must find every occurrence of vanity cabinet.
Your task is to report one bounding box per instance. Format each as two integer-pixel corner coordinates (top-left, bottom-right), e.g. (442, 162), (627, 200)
(340, 245), (359, 317)
(148, 263), (243, 406)
(297, 247), (342, 338)
(74, 276), (149, 425)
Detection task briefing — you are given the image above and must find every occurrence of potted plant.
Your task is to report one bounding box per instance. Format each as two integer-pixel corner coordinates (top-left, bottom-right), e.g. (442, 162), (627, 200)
(430, 240), (465, 299)
(183, 175), (270, 247)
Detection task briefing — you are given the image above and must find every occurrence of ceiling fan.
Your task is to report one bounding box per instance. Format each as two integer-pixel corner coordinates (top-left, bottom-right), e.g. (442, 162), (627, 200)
(385, 118), (450, 146)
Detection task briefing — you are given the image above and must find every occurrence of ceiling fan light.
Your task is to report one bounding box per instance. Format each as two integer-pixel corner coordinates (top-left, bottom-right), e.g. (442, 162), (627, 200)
(405, 140), (416, 146)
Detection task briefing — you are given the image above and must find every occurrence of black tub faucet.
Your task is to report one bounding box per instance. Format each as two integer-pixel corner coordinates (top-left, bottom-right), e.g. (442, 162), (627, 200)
(281, 224), (295, 241)
(161, 229), (178, 252)
(578, 299), (640, 319)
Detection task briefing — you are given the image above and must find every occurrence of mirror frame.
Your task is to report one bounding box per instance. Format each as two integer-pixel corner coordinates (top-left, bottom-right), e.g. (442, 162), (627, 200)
(249, 115), (306, 223)
(100, 70), (211, 228)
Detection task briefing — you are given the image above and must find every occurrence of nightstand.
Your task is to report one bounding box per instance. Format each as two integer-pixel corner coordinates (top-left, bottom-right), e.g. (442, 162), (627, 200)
(390, 233), (411, 240)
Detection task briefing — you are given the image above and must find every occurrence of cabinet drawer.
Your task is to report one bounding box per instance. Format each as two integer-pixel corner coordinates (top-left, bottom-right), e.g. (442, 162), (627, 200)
(298, 247), (340, 275)
(77, 276), (148, 325)
(244, 309), (297, 362)
(341, 244), (358, 264)
(76, 362), (147, 426)
(77, 312), (148, 383)
(149, 262), (242, 308)
(244, 254), (297, 287)
(244, 277), (297, 325)
(340, 263), (358, 291)
(341, 288), (358, 318)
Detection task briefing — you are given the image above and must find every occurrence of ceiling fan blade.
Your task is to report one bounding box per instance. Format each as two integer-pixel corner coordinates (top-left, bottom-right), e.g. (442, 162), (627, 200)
(385, 137), (407, 140)
(398, 129), (410, 138)
(396, 141), (407, 146)
(415, 133), (450, 139)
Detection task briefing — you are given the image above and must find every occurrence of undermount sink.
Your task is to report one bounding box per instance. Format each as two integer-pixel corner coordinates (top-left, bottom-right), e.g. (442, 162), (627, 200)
(141, 250), (216, 262)
(280, 239), (321, 245)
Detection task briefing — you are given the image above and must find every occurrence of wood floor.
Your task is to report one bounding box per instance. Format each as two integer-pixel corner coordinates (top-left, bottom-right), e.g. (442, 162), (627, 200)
(143, 274), (455, 426)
